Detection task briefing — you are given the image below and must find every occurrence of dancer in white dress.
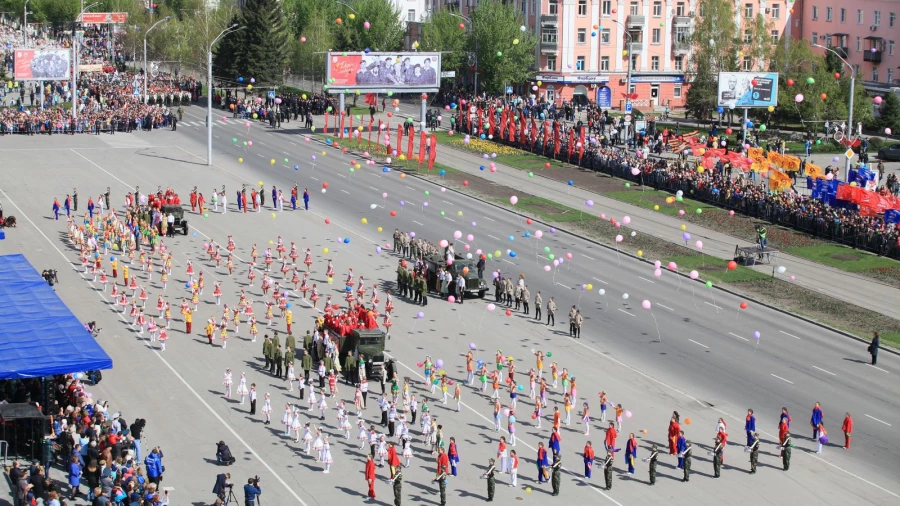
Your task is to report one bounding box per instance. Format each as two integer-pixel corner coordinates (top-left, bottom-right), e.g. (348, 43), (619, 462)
(287, 364), (296, 391)
(301, 423), (313, 454)
(291, 408), (303, 442)
(222, 369), (233, 399)
(356, 420), (368, 450)
(262, 393), (272, 425)
(282, 404), (292, 436)
(317, 391), (328, 420)
(312, 429), (324, 461)
(237, 373), (249, 404)
(401, 436), (413, 467)
(340, 406), (352, 439)
(376, 435), (388, 467)
(321, 436), (333, 473)
(307, 386), (317, 410)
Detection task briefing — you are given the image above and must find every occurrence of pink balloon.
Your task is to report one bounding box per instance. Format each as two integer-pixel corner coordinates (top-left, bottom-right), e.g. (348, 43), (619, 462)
(641, 300), (652, 309)
(382, 192), (388, 198)
(566, 253), (572, 259)
(600, 214), (606, 220)
(728, 210), (735, 216)
(509, 195), (518, 205)
(790, 275), (796, 281)
(615, 235), (623, 243)
(487, 303), (496, 311)
(615, 223), (621, 228)
(654, 268), (662, 277)
(553, 259), (560, 266)
(622, 216), (631, 225)
(695, 240), (703, 249)
(544, 265), (552, 271)
(631, 168), (640, 176)
(454, 231), (462, 239)
(689, 270), (699, 279)
(678, 210), (685, 216)
(467, 234), (474, 241)
(245, 122), (251, 127)
(625, 410), (632, 418)
(448, 295), (456, 303)
(654, 260), (662, 268)
(464, 244), (470, 250)
(247, 141), (253, 146)
(534, 231), (543, 238)
(667, 262), (677, 270)
(503, 409), (510, 417)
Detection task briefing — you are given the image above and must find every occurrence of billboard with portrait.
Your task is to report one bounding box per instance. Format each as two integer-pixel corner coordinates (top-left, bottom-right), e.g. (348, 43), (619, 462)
(14, 49), (72, 80)
(79, 12), (128, 24)
(717, 72), (779, 108)
(325, 52), (441, 93)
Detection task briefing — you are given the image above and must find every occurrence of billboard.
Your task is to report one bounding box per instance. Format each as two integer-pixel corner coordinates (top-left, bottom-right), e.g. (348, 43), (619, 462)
(14, 49), (72, 80)
(79, 12), (128, 24)
(325, 52), (441, 92)
(717, 72), (779, 108)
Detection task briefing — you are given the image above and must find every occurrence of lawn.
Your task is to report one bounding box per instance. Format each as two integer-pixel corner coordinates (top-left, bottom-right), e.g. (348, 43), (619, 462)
(784, 244), (900, 288)
(604, 190), (721, 217)
(662, 255), (769, 284)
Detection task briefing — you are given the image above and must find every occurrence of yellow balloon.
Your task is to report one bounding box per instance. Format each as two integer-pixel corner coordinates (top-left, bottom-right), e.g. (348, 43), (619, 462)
(680, 224), (687, 231)
(348, 13), (355, 19)
(586, 283), (593, 291)
(357, 125), (363, 131)
(311, 126), (316, 131)
(361, 218), (368, 224)
(270, 159), (276, 165)
(698, 167), (705, 173)
(457, 211), (463, 216)
(322, 151), (327, 155)
(238, 157), (243, 163)
(513, 38), (519, 45)
(537, 80), (542, 86)
(302, 94), (307, 100)
(377, 227), (383, 232)
(622, 50), (628, 56)
(653, 205), (660, 210)
(399, 154), (407, 161)
(637, 250), (643, 257)
(271, 213), (276, 218)
(269, 240), (274, 244)
(323, 247), (329, 254)
(258, 181), (264, 186)
(327, 277), (334, 284)
(767, 106), (775, 112)
(247, 84), (253, 90)
(355, 164), (361, 169)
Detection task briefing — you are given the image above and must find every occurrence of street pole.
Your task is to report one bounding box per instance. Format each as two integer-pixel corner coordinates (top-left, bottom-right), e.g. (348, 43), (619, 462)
(208, 25), (244, 166)
(72, 2), (100, 120)
(813, 44), (855, 174)
(23, 0), (29, 47)
(143, 16), (172, 105)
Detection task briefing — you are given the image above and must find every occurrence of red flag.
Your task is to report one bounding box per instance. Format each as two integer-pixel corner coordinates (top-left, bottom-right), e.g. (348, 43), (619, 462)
(578, 127), (586, 162)
(530, 116), (537, 150)
(364, 93), (377, 106)
(418, 131), (427, 164)
(500, 110), (508, 138)
(339, 112), (346, 139)
(428, 134), (437, 169)
(478, 107), (484, 134)
(543, 121), (550, 153)
(407, 124), (415, 160)
(553, 122), (561, 155)
(567, 128), (575, 161)
(397, 125), (403, 157)
(367, 118), (375, 149)
(509, 114), (516, 143)
(519, 114), (527, 146)
(489, 110), (496, 138)
(324, 111), (329, 134)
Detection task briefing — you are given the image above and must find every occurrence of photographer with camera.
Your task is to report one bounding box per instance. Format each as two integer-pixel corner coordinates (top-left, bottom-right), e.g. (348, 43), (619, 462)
(41, 269), (59, 287)
(216, 441), (236, 466)
(243, 476), (261, 506)
(212, 472), (232, 503)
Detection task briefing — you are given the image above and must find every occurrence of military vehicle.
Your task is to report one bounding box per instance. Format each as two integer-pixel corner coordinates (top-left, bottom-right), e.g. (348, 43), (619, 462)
(324, 325), (386, 382)
(422, 253), (488, 298)
(160, 204), (189, 235)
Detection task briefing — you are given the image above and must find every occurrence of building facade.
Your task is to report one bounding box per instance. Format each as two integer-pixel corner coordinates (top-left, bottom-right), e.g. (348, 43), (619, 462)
(797, 0), (900, 94)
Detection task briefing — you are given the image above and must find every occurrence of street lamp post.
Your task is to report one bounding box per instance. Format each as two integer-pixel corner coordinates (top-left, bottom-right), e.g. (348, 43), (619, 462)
(813, 43), (855, 173)
(23, 0), (29, 47)
(609, 19), (634, 142)
(208, 24), (244, 166)
(72, 2), (100, 119)
(143, 16), (172, 105)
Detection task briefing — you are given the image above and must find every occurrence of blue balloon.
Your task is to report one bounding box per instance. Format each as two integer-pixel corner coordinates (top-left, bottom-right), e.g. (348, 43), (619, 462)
(567, 180), (574, 186)
(540, 113), (545, 119)
(238, 76), (244, 82)
(451, 103), (457, 109)
(509, 251), (517, 258)
(185, 283), (191, 288)
(325, 138), (332, 145)
(717, 107), (724, 114)
(343, 237), (351, 244)
(439, 170), (446, 176)
(524, 232), (531, 238)
(109, 256), (115, 262)
(508, 235), (515, 241)
(294, 165), (299, 170)
(382, 167), (390, 172)
(480, 134), (486, 139)
(345, 286), (352, 292)
(746, 121), (754, 128)
(364, 48), (371, 54)
(479, 165), (485, 171)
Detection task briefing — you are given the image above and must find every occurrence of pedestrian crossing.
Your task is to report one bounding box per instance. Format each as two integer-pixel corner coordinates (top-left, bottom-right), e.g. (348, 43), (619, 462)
(179, 119), (230, 127)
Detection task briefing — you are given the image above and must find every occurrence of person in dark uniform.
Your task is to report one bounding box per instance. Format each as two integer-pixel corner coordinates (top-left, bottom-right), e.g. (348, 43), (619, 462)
(481, 458), (496, 501)
(645, 444), (658, 485)
(748, 432), (759, 474)
(550, 453), (562, 496)
(72, 188), (78, 211)
(602, 451), (614, 490)
(273, 345), (283, 378)
(869, 331), (880, 365)
(390, 467), (403, 506)
(433, 469), (448, 506)
(780, 432), (792, 471)
(681, 440), (692, 482)
(712, 437), (723, 478)
(263, 335), (272, 370)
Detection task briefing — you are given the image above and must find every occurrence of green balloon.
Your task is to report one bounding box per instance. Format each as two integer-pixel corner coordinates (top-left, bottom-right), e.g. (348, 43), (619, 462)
(497, 51), (503, 57)
(232, 138), (237, 142)
(284, 158), (289, 162)
(696, 208), (703, 214)
(440, 211), (445, 216)
(387, 91), (393, 96)
(487, 253), (493, 259)
(676, 195), (684, 202)
(528, 172), (534, 177)
(625, 183), (631, 188)
(806, 77), (815, 85)
(548, 253), (555, 260)
(543, 246), (550, 253)
(816, 139), (821, 145)
(705, 281), (713, 288)
(546, 351), (552, 357)
(759, 124), (767, 132)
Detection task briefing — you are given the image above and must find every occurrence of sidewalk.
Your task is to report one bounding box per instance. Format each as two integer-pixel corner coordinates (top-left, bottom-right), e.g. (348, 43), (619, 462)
(307, 103), (900, 321)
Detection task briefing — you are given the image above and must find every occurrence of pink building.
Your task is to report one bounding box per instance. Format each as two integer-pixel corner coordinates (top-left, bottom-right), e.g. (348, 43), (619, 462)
(797, 0), (900, 93)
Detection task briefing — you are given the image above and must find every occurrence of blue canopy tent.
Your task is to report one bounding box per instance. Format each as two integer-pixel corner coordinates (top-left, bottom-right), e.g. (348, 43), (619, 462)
(0, 254), (113, 379)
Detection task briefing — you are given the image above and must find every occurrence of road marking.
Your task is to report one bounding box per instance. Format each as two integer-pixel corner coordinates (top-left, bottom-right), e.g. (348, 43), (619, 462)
(309, 176), (318, 181)
(338, 174), (347, 178)
(867, 364), (890, 374)
(780, 330), (801, 340)
(412, 220), (424, 226)
(865, 414), (892, 426)
(487, 234), (501, 241)
(500, 259), (516, 265)
(443, 217), (455, 222)
(638, 276), (655, 284)
(256, 153), (264, 157)
(657, 303), (674, 311)
(688, 339), (709, 349)
(483, 216), (496, 222)
(728, 332), (749, 341)
(369, 186), (380, 191)
(704, 302), (722, 310)
(289, 141), (297, 146)
(554, 282), (569, 288)
(617, 308), (635, 317)
(405, 186), (415, 191)
(812, 366), (837, 376)
(770, 374), (794, 384)
(0, 186), (312, 506)
(214, 135), (220, 139)
(591, 277), (607, 284)
(341, 190), (350, 194)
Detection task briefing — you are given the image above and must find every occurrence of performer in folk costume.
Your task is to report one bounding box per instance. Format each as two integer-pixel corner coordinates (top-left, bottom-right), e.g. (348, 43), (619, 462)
(222, 369), (233, 399)
(262, 393), (272, 424)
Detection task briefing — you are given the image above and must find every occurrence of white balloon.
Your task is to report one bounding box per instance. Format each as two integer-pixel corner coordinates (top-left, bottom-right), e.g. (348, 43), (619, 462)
(776, 266), (787, 274)
(370, 204), (378, 209)
(622, 293), (629, 300)
(598, 289), (605, 295)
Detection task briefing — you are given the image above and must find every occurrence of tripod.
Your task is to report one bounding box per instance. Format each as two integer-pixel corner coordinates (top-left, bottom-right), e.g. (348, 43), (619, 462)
(222, 487), (239, 505)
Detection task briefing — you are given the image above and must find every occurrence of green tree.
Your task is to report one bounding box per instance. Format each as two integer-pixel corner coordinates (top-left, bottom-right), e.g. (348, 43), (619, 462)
(684, 57), (717, 121)
(213, 0), (289, 86)
(290, 5), (335, 83)
(686, 0), (739, 122)
(470, 0), (536, 93)
(419, 10), (468, 74)
(743, 13), (774, 72)
(875, 92), (900, 134)
(331, 0), (403, 52)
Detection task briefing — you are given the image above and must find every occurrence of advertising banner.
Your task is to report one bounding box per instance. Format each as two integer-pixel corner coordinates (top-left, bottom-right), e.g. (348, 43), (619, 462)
(325, 52), (441, 92)
(14, 49), (72, 80)
(79, 12), (128, 23)
(717, 72), (779, 108)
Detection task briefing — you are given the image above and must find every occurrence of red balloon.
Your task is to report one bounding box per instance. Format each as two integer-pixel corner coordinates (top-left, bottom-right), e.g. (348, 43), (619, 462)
(725, 128), (733, 135)
(322, 182), (329, 188)
(505, 310), (512, 316)
(401, 260), (408, 268)
(462, 180), (469, 186)
(750, 79), (757, 86)
(458, 23), (465, 29)
(544, 162), (551, 168)
(526, 219), (532, 225)
(610, 218), (616, 224)
(390, 211), (397, 217)
(739, 301), (748, 309)
(727, 260), (738, 270)
(324, 218), (331, 224)
(421, 93), (428, 100)
(786, 78), (794, 87)
(833, 72), (841, 79)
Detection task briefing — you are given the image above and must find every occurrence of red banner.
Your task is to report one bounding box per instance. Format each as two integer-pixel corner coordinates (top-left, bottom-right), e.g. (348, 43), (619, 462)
(418, 131), (427, 165)
(364, 93), (377, 106)
(578, 127), (586, 162)
(407, 125), (415, 160)
(14, 49), (71, 81)
(79, 12), (128, 23)
(489, 111), (496, 138)
(543, 121), (550, 152)
(553, 123), (561, 155)
(339, 113), (345, 139)
(478, 107), (484, 134)
(367, 119), (375, 149)
(428, 135), (437, 169)
(509, 115), (516, 143)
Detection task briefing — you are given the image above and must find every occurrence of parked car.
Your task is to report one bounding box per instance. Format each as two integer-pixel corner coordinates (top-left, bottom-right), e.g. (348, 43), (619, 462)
(877, 144), (900, 161)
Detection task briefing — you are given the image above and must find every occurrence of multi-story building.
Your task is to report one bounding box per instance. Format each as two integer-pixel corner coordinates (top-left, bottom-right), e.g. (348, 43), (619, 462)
(797, 0), (900, 94)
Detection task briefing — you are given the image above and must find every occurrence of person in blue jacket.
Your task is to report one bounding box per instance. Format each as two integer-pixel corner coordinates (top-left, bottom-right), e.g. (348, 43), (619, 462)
(303, 189), (310, 211)
(745, 409), (757, 446)
(52, 198), (60, 220)
(676, 431), (687, 469)
(244, 477), (262, 506)
(811, 402), (824, 440)
(67, 455), (82, 500)
(144, 447), (164, 485)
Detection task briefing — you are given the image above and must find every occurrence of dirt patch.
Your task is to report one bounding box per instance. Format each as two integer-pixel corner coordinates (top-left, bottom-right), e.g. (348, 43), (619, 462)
(831, 253), (864, 262)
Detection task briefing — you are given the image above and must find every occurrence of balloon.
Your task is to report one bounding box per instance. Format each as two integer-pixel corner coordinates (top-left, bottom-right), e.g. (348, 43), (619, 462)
(739, 302), (748, 310)
(753, 331), (761, 340)
(615, 235), (623, 243)
(727, 260), (737, 270)
(487, 303), (496, 311)
(625, 410), (632, 418)
(622, 293), (629, 300)
(795, 94), (804, 103)
(417, 312), (425, 319)
(689, 270), (699, 279)
(622, 216), (631, 224)
(505, 310), (512, 316)
(654, 269), (662, 277)
(598, 289), (605, 295)
(777, 266), (787, 274)
(705, 281), (713, 288)
(684, 418), (692, 425)
(509, 196), (518, 205)
(544, 265), (552, 271)
(695, 240), (703, 249)
(467, 234), (474, 241)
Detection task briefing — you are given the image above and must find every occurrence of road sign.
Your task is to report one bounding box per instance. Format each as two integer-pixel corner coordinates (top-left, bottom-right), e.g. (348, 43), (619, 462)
(845, 148), (854, 159)
(625, 102), (633, 113)
(506, 86), (514, 94)
(440, 71), (456, 78)
(267, 91), (276, 99)
(624, 114), (632, 122)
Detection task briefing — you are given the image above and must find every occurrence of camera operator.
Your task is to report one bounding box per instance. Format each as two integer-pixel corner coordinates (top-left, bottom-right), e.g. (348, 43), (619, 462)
(216, 441), (235, 466)
(243, 476), (261, 506)
(212, 472), (231, 503)
(41, 269), (59, 287)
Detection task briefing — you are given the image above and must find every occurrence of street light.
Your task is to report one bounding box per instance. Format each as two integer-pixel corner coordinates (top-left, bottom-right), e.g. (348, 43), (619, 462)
(609, 19), (635, 140)
(23, 0), (30, 47)
(813, 43), (856, 174)
(144, 16), (173, 104)
(445, 12), (477, 94)
(72, 2), (100, 119)
(207, 24), (244, 166)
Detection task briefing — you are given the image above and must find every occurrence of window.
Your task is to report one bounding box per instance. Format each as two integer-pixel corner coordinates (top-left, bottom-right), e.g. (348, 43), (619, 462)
(826, 7), (832, 21)
(630, 55), (638, 70)
(602, 0), (612, 15)
(652, 28), (661, 43)
(771, 30), (779, 43)
(744, 30), (752, 43)
(854, 64), (860, 76)
(548, 0), (558, 15)
(578, 0), (587, 16)
(576, 56), (586, 70)
(651, 55), (660, 70)
(541, 26), (558, 44)
(857, 9), (863, 24)
(601, 28), (610, 43)
(812, 7), (818, 20)
(888, 69), (894, 84)
(872, 66), (878, 82)
(408, 9), (415, 22)
(674, 55), (683, 70)
(521, 0), (526, 13)
(744, 3), (753, 18)
(546, 55), (557, 71)
(874, 11), (881, 25)
(628, 84), (636, 95)
(811, 32), (817, 45)
(577, 28), (587, 43)
(630, 2), (639, 15)
(674, 84), (682, 98)
(742, 56), (752, 70)
(840, 8), (846, 23)
(653, 1), (662, 17)
(676, 2), (685, 16)
(600, 56), (610, 70)
(771, 4), (780, 19)
(891, 12), (896, 27)
(889, 40), (895, 55)
(675, 26), (689, 42)
(856, 36), (861, 51)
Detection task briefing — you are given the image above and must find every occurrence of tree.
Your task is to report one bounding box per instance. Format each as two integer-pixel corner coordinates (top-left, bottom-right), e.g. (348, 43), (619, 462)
(875, 92), (900, 134)
(213, 0), (289, 86)
(470, 0), (536, 93)
(744, 13), (774, 72)
(331, 0), (404, 52)
(684, 57), (717, 121)
(685, 0), (740, 122)
(290, 5), (335, 83)
(419, 10), (467, 74)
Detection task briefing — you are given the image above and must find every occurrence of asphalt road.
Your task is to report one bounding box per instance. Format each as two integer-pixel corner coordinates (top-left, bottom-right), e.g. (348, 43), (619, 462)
(0, 113), (896, 505)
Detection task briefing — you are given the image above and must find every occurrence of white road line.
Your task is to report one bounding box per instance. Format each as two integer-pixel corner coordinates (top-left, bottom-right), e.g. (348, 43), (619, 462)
(340, 190), (350, 194)
(812, 366), (837, 376)
(638, 276), (655, 284)
(412, 220), (424, 226)
(369, 186), (380, 191)
(443, 217), (455, 222)
(371, 174), (383, 178)
(770, 374), (794, 384)
(0, 186), (312, 506)
(704, 302), (723, 309)
(780, 330), (802, 340)
(865, 414), (892, 426)
(405, 186), (415, 190)
(487, 234), (501, 241)
(867, 364), (890, 374)
(582, 254), (595, 260)
(442, 200), (452, 205)
(617, 308), (635, 317)
(657, 303), (674, 311)
(256, 153), (264, 157)
(729, 332), (749, 342)
(338, 174), (347, 178)
(688, 339), (709, 349)
(483, 216), (496, 222)
(214, 135), (220, 139)
(500, 259), (516, 265)
(289, 141), (297, 146)
(309, 176), (318, 181)
(554, 282), (569, 288)
(591, 277), (608, 284)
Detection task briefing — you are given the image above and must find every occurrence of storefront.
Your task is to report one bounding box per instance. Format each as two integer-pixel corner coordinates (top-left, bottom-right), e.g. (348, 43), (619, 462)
(533, 73), (687, 111)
